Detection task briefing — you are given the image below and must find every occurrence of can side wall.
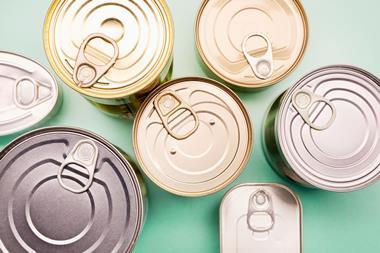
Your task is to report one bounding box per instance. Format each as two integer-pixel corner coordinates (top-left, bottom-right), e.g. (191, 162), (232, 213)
(262, 93), (312, 187)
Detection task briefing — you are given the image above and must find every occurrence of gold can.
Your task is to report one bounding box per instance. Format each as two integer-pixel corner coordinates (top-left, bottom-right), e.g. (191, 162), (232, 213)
(195, 0), (308, 89)
(43, 0), (174, 118)
(133, 77), (253, 197)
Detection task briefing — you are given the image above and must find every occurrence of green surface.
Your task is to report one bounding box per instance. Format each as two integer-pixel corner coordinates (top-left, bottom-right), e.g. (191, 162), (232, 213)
(1, 1), (380, 252)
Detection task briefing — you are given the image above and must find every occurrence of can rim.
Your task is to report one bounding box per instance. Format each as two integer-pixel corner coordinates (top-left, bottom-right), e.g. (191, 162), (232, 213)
(43, 0), (174, 100)
(194, 0), (309, 89)
(132, 77), (253, 197)
(0, 126), (144, 251)
(276, 65), (380, 191)
(0, 51), (60, 136)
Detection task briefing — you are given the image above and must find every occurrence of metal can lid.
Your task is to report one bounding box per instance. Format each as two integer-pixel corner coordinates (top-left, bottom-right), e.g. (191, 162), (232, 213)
(44, 0), (174, 99)
(220, 183), (302, 253)
(133, 77), (252, 196)
(0, 127), (143, 252)
(277, 65), (380, 191)
(195, 0), (308, 88)
(0, 51), (59, 136)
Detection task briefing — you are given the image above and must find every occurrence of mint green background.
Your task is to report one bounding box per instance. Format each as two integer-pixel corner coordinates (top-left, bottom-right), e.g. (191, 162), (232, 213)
(1, 1), (380, 252)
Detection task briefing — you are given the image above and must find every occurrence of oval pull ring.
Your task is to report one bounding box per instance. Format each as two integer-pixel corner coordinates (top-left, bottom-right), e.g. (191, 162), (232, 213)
(73, 33), (119, 88)
(247, 190), (274, 233)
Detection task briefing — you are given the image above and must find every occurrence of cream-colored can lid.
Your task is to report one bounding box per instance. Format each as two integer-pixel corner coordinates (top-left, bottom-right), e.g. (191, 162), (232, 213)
(133, 77), (253, 196)
(196, 0), (308, 88)
(44, 0), (174, 99)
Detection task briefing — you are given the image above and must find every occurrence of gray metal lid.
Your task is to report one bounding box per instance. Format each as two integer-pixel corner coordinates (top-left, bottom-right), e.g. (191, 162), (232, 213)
(0, 51), (59, 136)
(277, 65), (380, 191)
(0, 127), (143, 253)
(220, 183), (302, 253)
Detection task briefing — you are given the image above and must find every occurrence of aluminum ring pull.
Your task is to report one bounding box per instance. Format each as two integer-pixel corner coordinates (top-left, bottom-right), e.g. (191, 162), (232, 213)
(73, 33), (119, 88)
(153, 90), (200, 140)
(58, 139), (99, 194)
(247, 190), (274, 233)
(13, 76), (52, 109)
(292, 89), (337, 131)
(242, 33), (274, 80)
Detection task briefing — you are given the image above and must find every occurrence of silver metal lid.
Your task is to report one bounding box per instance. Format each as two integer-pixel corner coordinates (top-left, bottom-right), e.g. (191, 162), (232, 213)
(133, 77), (252, 196)
(220, 183), (302, 253)
(277, 65), (380, 191)
(0, 127), (143, 252)
(0, 51), (59, 136)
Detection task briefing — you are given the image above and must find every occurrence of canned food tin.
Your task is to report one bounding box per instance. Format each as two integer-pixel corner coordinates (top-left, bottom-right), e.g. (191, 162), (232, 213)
(0, 51), (60, 136)
(0, 127), (145, 252)
(44, 0), (174, 118)
(133, 77), (252, 196)
(220, 183), (302, 253)
(264, 65), (380, 192)
(195, 0), (308, 89)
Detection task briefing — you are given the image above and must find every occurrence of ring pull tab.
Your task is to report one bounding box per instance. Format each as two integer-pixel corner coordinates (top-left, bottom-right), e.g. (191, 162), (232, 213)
(58, 140), (99, 194)
(292, 89), (337, 131)
(247, 190), (274, 233)
(13, 77), (52, 109)
(153, 90), (200, 140)
(73, 33), (119, 88)
(242, 33), (274, 80)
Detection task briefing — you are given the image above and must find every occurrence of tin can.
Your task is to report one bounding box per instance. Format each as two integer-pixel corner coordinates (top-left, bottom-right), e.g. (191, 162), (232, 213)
(263, 65), (380, 192)
(0, 127), (146, 252)
(0, 51), (61, 136)
(133, 77), (253, 197)
(195, 0), (308, 89)
(220, 183), (302, 253)
(43, 0), (174, 118)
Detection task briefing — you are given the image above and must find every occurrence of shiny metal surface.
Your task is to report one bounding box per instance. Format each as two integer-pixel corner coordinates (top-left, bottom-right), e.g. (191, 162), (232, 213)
(0, 127), (144, 252)
(264, 65), (380, 191)
(133, 77), (252, 196)
(44, 0), (174, 116)
(220, 183), (302, 253)
(0, 51), (60, 136)
(195, 0), (308, 89)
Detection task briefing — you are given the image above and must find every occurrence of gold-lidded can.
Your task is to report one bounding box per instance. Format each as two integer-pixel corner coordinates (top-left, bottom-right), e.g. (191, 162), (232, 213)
(44, 0), (174, 118)
(133, 77), (253, 197)
(195, 0), (308, 89)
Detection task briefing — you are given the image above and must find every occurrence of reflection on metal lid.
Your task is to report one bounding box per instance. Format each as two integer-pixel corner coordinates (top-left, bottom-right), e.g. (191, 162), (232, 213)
(196, 0), (308, 88)
(133, 77), (253, 196)
(220, 183), (302, 253)
(0, 51), (59, 136)
(277, 65), (380, 191)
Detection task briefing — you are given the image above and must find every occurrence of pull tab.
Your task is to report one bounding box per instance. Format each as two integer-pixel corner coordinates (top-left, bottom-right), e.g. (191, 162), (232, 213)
(73, 33), (119, 88)
(58, 140), (99, 194)
(292, 89), (336, 130)
(153, 90), (199, 140)
(247, 190), (274, 232)
(13, 77), (52, 109)
(242, 33), (274, 80)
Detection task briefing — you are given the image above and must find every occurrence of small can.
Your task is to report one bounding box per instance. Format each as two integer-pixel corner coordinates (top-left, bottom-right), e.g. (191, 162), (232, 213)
(133, 77), (252, 197)
(195, 0), (308, 89)
(0, 127), (146, 252)
(263, 65), (380, 192)
(43, 0), (174, 118)
(220, 183), (302, 253)
(0, 51), (61, 136)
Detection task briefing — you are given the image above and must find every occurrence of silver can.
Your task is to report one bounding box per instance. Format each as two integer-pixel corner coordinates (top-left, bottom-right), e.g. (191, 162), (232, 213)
(264, 65), (380, 192)
(220, 183), (302, 253)
(0, 51), (61, 136)
(0, 127), (145, 252)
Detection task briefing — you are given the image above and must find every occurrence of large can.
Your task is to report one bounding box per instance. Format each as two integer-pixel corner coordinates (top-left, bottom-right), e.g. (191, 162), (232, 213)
(133, 77), (252, 197)
(0, 51), (61, 136)
(263, 65), (380, 192)
(43, 0), (174, 118)
(0, 127), (146, 252)
(220, 183), (302, 253)
(195, 0), (308, 89)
